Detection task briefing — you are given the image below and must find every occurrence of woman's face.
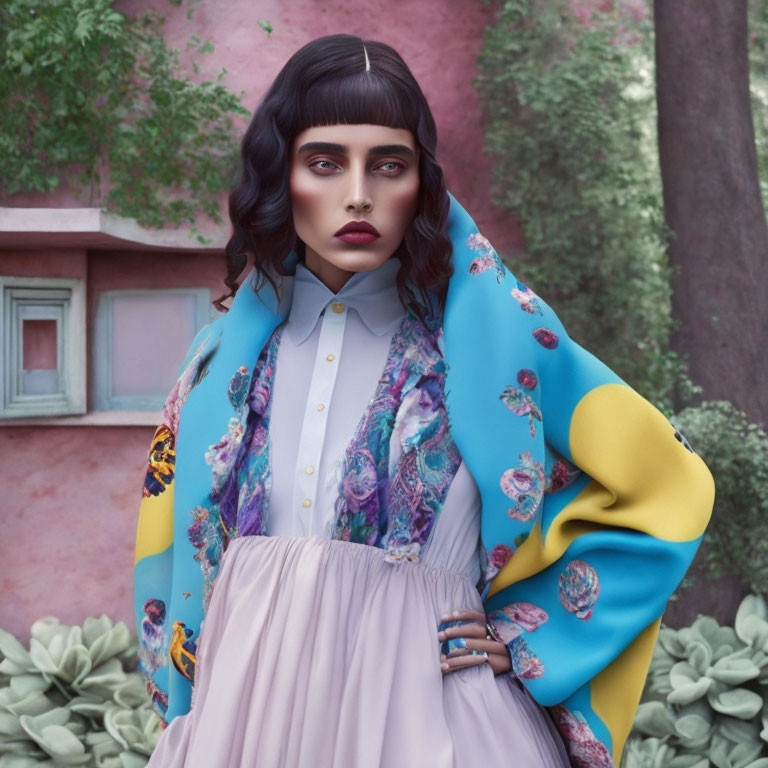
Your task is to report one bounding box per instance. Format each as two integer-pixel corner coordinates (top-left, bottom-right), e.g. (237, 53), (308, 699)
(289, 123), (420, 293)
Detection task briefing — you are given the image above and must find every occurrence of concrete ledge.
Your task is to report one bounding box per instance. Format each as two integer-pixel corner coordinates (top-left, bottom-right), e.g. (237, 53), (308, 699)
(0, 410), (162, 427)
(0, 207), (228, 253)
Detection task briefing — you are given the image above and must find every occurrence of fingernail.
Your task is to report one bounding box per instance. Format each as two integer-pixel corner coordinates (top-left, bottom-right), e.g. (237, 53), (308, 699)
(437, 631), (446, 640)
(441, 662), (449, 671)
(440, 654), (446, 661)
(440, 614), (450, 620)
(452, 610), (460, 618)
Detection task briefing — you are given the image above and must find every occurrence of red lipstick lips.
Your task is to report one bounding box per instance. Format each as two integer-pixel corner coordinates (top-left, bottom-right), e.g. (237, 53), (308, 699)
(334, 220), (381, 245)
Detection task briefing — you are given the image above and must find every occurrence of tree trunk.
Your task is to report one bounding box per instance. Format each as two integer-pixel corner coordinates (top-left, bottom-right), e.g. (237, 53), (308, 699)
(654, 0), (768, 431)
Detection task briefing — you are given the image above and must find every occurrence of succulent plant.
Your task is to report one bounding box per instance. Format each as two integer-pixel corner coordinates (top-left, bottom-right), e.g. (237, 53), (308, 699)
(622, 594), (768, 768)
(7, 596), (768, 767)
(0, 614), (161, 767)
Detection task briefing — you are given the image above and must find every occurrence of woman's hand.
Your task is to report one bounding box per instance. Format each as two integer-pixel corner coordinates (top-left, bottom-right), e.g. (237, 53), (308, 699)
(437, 609), (512, 676)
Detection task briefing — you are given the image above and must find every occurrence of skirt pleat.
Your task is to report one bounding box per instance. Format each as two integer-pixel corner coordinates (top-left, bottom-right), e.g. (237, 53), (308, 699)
(147, 534), (571, 768)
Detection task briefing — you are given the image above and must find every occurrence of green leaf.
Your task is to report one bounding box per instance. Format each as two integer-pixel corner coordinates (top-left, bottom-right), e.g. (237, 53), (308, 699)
(708, 687), (764, 720)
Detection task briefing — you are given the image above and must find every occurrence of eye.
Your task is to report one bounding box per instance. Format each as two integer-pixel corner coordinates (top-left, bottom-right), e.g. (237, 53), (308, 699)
(377, 161), (405, 174)
(308, 159), (338, 173)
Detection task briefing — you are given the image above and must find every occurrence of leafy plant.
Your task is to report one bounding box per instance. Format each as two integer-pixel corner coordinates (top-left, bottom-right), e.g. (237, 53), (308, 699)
(671, 401), (768, 600)
(0, 0), (253, 240)
(474, 0), (691, 411)
(621, 594), (768, 768)
(0, 614), (159, 766)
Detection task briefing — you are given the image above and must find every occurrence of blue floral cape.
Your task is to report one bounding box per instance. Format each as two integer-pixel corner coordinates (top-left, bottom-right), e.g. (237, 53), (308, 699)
(134, 192), (715, 767)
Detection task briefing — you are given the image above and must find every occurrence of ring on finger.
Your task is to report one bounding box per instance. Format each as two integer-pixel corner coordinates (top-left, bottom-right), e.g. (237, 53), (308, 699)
(486, 621), (502, 643)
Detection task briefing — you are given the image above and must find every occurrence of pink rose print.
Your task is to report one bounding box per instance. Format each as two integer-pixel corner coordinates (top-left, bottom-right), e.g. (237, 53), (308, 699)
(517, 368), (538, 390)
(545, 458), (581, 494)
(549, 705), (615, 768)
(488, 601), (549, 644)
(500, 385), (543, 438)
(500, 450), (546, 521)
(511, 284), (543, 315)
(489, 544), (515, 569)
(558, 560), (600, 620)
(533, 327), (559, 349)
(485, 543), (515, 582)
(467, 232), (506, 283)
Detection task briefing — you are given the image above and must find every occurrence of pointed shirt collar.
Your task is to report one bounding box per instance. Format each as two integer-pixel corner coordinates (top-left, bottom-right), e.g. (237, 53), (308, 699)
(284, 256), (406, 345)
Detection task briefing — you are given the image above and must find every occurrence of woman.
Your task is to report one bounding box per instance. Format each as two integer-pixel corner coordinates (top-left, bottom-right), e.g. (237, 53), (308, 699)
(134, 34), (715, 768)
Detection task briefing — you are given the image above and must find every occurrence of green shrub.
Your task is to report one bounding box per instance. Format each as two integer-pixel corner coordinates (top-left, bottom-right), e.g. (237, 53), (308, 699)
(474, 0), (689, 411)
(671, 402), (768, 600)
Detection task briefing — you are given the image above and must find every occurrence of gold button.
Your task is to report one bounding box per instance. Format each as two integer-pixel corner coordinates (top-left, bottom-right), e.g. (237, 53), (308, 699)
(326, 353), (335, 361)
(305, 465), (314, 474)
(302, 498), (311, 507)
(317, 403), (325, 411)
(331, 302), (345, 313)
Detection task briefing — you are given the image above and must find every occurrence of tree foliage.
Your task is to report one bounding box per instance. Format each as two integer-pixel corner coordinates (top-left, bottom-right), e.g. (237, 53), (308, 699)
(674, 401), (768, 598)
(0, 0), (252, 237)
(474, 0), (693, 411)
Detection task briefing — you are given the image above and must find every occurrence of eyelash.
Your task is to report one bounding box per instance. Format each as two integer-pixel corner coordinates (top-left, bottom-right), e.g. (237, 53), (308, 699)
(309, 159), (405, 175)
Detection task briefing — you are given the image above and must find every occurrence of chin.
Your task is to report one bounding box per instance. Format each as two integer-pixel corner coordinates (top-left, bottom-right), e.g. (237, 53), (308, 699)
(328, 250), (391, 270)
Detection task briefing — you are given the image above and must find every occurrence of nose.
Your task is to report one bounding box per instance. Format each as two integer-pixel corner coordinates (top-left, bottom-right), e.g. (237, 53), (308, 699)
(343, 163), (372, 214)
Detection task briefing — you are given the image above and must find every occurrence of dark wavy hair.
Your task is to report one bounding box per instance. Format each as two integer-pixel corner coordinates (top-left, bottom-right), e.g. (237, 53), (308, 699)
(215, 33), (453, 330)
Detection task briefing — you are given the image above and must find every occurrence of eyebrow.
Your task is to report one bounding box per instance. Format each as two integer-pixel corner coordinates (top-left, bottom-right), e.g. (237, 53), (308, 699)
(297, 141), (416, 159)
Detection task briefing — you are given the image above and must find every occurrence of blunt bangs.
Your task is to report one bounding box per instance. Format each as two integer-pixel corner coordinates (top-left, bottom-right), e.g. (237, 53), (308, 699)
(290, 73), (418, 135)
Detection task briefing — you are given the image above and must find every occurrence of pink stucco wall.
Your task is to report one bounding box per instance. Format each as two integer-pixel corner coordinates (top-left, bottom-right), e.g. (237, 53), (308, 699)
(0, 251), (226, 641)
(1, 426), (152, 641)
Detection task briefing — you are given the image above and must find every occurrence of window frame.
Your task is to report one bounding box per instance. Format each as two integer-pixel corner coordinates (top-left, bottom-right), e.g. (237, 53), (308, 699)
(93, 288), (213, 411)
(0, 275), (86, 419)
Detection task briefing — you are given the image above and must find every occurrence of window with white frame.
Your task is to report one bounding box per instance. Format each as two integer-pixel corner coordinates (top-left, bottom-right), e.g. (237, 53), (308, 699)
(0, 276), (86, 418)
(94, 289), (213, 411)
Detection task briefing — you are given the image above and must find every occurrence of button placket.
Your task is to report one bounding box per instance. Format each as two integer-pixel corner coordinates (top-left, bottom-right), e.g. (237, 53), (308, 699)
(292, 301), (347, 533)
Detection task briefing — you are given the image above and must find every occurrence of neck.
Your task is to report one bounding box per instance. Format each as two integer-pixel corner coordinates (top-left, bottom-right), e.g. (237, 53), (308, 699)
(302, 247), (356, 294)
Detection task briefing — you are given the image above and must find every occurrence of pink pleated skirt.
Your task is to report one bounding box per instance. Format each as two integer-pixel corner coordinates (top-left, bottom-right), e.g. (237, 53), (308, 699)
(146, 534), (572, 767)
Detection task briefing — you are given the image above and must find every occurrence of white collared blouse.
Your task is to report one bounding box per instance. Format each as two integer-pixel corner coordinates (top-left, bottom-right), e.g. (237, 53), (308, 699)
(266, 256), (483, 584)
